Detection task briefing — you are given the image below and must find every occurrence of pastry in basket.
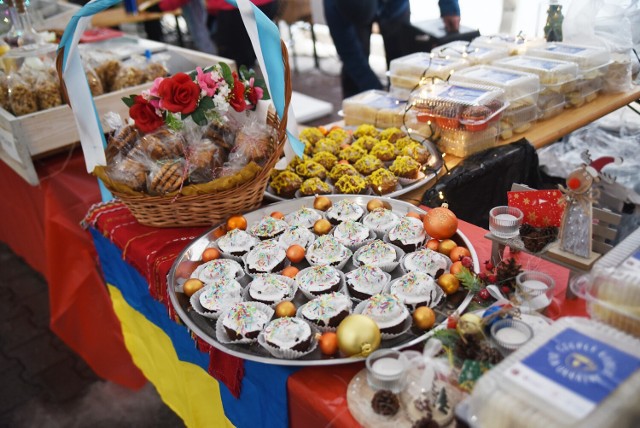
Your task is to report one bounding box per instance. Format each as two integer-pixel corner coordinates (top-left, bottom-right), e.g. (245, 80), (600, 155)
(216, 228), (259, 257)
(296, 265), (344, 296)
(262, 317), (313, 352)
(353, 240), (398, 268)
(332, 220), (372, 248)
(334, 174), (368, 195)
(187, 140), (226, 183)
(222, 302), (271, 341)
(284, 207), (323, 229)
(345, 266), (390, 300)
(370, 141), (397, 162)
(358, 293), (410, 335)
(299, 127), (325, 144)
(270, 171), (303, 198)
(248, 274), (296, 305)
(402, 248), (450, 278)
(401, 142), (431, 165)
(326, 128), (351, 145)
(338, 145), (368, 164)
(105, 125), (139, 163)
(306, 235), (352, 267)
(295, 160), (328, 180)
(326, 199), (365, 224)
(245, 240), (287, 274)
(313, 138), (341, 155)
(193, 258), (244, 284)
(203, 121), (235, 152)
(387, 216), (427, 253)
(232, 125), (271, 164)
(140, 128), (185, 160)
(354, 155), (384, 176)
(299, 177), (332, 197)
(379, 127), (406, 144)
(329, 163), (360, 182)
(362, 208), (401, 236)
(279, 225), (316, 249)
(197, 279), (243, 316)
(299, 291), (352, 328)
(312, 151), (338, 171)
(147, 160), (185, 195)
(389, 156), (421, 180)
(107, 155), (147, 191)
(353, 124), (380, 139)
(389, 271), (442, 309)
(353, 135), (379, 152)
(249, 216), (288, 240)
(368, 168), (399, 195)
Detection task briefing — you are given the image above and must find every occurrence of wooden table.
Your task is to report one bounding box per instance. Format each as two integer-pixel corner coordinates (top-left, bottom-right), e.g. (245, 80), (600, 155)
(91, 7), (180, 28)
(399, 85), (640, 205)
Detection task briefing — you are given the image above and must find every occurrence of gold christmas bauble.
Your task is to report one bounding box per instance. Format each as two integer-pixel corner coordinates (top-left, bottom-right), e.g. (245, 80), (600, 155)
(313, 196), (333, 211)
(275, 301), (297, 318)
(437, 273), (460, 295)
(437, 239), (457, 257)
(313, 219), (332, 235)
(456, 313), (483, 336)
(413, 306), (436, 330)
(336, 314), (381, 357)
(183, 278), (204, 297)
(366, 199), (385, 212)
(423, 206), (458, 240)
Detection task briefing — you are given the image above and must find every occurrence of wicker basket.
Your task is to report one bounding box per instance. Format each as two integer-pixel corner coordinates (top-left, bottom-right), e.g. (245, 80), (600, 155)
(62, 42), (293, 228)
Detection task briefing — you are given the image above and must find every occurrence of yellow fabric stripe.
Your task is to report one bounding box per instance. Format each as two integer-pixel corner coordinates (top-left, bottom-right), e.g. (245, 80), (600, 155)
(107, 285), (234, 428)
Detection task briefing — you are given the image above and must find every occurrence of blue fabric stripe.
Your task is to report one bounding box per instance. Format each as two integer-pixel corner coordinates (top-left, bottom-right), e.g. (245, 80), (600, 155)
(90, 229), (299, 428)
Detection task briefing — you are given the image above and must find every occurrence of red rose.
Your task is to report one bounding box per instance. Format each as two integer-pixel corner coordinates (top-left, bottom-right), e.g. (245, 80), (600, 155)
(229, 72), (247, 112)
(130, 96), (164, 133)
(158, 73), (200, 114)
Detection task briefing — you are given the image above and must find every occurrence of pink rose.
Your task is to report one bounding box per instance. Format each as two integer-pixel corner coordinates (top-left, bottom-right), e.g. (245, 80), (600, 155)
(196, 67), (218, 97)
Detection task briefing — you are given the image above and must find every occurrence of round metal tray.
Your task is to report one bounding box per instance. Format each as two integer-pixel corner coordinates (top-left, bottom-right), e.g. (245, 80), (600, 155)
(167, 195), (479, 366)
(264, 135), (443, 202)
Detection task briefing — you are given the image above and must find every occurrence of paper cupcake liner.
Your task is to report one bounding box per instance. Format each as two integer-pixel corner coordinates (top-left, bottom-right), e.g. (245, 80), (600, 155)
(295, 267), (348, 301)
(243, 274), (299, 308)
(353, 299), (413, 340)
(334, 229), (377, 253)
(370, 182), (403, 196)
(190, 286), (244, 320)
(397, 171), (426, 187)
(242, 252), (290, 279)
(215, 302), (275, 345)
(399, 251), (452, 277)
(191, 259), (246, 286)
(383, 277), (445, 311)
(294, 183), (335, 199)
(352, 242), (405, 273)
(382, 232), (426, 255)
(295, 291), (353, 333)
(345, 269), (393, 303)
(257, 320), (319, 359)
(266, 184), (296, 200)
(305, 247), (352, 270)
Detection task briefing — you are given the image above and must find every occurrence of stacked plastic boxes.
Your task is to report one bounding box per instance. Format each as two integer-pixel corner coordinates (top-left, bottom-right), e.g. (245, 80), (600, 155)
(471, 34), (546, 56)
(342, 90), (407, 129)
(431, 41), (509, 66)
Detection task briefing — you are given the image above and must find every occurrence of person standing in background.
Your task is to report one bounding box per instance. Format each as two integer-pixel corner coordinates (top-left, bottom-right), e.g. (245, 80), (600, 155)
(159, 0), (217, 54)
(324, 0), (460, 98)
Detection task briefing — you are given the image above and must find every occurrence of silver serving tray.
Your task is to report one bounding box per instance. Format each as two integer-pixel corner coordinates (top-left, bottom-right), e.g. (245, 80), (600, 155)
(167, 195), (479, 366)
(264, 134), (444, 202)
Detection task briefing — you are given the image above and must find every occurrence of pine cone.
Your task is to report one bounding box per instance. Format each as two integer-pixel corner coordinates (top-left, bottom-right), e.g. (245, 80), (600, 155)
(371, 390), (400, 416)
(496, 258), (522, 289)
(454, 334), (481, 360)
(412, 416), (439, 428)
(477, 344), (503, 365)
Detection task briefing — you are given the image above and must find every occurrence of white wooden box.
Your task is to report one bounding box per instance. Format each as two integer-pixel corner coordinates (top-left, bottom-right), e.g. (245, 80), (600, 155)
(33, 0), (81, 31)
(0, 44), (235, 185)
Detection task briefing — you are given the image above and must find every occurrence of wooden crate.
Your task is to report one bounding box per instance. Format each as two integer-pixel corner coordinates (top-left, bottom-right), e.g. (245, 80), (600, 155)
(0, 44), (234, 185)
(34, 1), (81, 32)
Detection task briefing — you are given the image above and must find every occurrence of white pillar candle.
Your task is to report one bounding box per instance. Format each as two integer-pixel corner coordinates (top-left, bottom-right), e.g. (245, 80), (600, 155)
(371, 357), (403, 377)
(495, 327), (528, 345)
(522, 279), (549, 291)
(495, 213), (517, 222)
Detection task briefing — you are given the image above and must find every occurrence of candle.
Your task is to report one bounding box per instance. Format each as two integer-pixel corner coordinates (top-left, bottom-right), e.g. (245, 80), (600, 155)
(495, 327), (529, 346)
(522, 279), (548, 291)
(495, 213), (517, 222)
(371, 357), (404, 378)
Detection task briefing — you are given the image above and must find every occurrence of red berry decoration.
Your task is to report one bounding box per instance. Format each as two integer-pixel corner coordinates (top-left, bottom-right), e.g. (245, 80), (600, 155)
(501, 285), (512, 295)
(447, 315), (458, 329)
(478, 288), (490, 300)
(461, 256), (473, 269)
(484, 260), (494, 271)
(478, 272), (488, 281)
(488, 274), (498, 283)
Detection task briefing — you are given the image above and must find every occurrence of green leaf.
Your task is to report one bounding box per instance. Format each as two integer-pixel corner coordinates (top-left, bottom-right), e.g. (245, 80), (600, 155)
(191, 108), (207, 126)
(165, 113), (183, 131)
(199, 96), (215, 111)
(219, 62), (234, 86)
(121, 95), (136, 107)
(188, 70), (198, 80)
(456, 267), (483, 294)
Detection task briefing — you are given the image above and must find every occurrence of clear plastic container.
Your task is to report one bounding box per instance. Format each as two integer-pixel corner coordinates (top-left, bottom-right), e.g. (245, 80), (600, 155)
(342, 89), (407, 129)
(388, 53), (469, 90)
(528, 42), (611, 74)
(492, 55), (579, 88)
(498, 103), (538, 139)
(536, 88), (565, 120)
(466, 317), (640, 428)
(438, 126), (499, 157)
(431, 41), (509, 66)
(450, 65), (540, 105)
(471, 34), (546, 56)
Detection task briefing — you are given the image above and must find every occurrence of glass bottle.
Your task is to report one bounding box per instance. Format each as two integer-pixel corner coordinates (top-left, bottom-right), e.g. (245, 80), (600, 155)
(13, 0), (42, 46)
(543, 0), (564, 42)
(3, 0), (24, 47)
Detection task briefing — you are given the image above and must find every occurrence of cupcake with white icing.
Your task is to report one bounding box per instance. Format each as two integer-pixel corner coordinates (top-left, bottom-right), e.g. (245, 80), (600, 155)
(298, 291), (352, 330)
(332, 220), (375, 251)
(192, 259), (244, 284)
(218, 301), (273, 343)
(244, 240), (287, 275)
(246, 274), (297, 306)
(305, 235), (352, 269)
(345, 265), (392, 300)
(325, 199), (365, 225)
(385, 216), (427, 253)
(362, 208), (401, 238)
(295, 265), (345, 298)
(249, 216), (288, 240)
(283, 207), (323, 229)
(216, 228), (259, 258)
(401, 248), (451, 278)
(387, 271), (444, 310)
(352, 240), (403, 272)
(190, 279), (243, 319)
(278, 225), (316, 249)
(355, 293), (410, 337)
(258, 317), (316, 358)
